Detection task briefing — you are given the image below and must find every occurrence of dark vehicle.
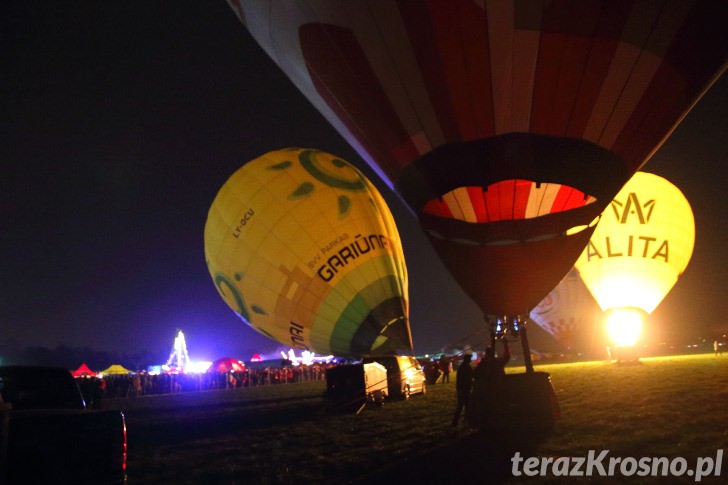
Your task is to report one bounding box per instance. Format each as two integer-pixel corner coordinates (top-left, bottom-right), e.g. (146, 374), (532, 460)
(0, 365), (127, 484)
(364, 356), (426, 400)
(325, 362), (388, 414)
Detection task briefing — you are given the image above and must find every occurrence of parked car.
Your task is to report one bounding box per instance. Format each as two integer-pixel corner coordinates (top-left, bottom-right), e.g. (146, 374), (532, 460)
(0, 365), (127, 484)
(363, 355), (426, 399)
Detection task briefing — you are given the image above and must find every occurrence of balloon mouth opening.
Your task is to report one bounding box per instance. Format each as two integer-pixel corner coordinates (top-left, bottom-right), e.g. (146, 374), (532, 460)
(422, 181), (596, 223)
(421, 180), (599, 246)
(350, 297), (413, 356)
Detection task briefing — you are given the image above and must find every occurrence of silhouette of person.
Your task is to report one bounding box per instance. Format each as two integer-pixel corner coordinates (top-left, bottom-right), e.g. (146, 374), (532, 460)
(475, 339), (511, 382)
(451, 353), (474, 427)
(439, 355), (451, 383)
(470, 340), (511, 420)
(92, 377), (105, 409)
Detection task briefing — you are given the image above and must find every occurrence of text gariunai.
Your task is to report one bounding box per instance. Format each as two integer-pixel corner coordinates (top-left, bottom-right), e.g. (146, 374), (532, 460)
(315, 233), (392, 282)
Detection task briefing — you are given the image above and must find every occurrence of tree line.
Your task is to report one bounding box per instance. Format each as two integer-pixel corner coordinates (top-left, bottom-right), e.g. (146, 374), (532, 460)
(0, 340), (165, 372)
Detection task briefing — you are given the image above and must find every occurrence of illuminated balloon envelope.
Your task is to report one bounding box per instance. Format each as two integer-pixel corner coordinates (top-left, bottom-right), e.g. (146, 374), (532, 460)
(204, 148), (412, 357)
(230, 1), (726, 316)
(529, 268), (600, 348)
(574, 172), (695, 315)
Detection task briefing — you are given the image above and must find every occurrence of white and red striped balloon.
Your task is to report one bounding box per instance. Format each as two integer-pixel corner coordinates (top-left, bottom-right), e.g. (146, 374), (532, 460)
(230, 0), (726, 316)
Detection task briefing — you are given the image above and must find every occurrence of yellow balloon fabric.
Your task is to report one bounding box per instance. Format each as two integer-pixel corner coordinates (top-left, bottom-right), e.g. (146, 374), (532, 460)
(204, 148), (412, 357)
(574, 172), (695, 314)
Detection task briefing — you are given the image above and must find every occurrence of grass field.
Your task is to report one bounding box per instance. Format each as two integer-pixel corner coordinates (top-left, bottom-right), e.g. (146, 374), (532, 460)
(104, 353), (728, 484)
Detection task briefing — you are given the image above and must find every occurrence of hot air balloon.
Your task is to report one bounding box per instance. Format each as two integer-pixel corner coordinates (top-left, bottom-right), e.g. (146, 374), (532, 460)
(529, 268), (601, 349)
(204, 148), (412, 357)
(228, 1), (724, 430)
(229, 0), (726, 328)
(574, 171), (695, 348)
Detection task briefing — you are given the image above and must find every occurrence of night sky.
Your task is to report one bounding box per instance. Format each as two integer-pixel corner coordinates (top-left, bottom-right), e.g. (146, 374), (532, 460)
(2, 2), (726, 362)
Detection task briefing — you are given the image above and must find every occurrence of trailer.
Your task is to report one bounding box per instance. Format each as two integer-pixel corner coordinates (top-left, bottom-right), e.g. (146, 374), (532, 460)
(325, 362), (388, 414)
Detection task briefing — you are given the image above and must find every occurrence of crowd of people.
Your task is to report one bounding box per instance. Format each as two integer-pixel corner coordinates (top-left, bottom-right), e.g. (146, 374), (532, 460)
(75, 362), (340, 408)
(75, 349), (516, 421)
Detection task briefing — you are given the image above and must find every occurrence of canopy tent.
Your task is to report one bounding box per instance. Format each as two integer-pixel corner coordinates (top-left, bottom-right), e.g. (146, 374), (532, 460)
(99, 364), (133, 375)
(71, 363), (97, 377)
(210, 357), (245, 373)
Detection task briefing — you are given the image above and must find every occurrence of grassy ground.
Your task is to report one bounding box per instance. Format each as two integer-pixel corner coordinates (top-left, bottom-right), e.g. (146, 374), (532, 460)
(104, 353), (728, 484)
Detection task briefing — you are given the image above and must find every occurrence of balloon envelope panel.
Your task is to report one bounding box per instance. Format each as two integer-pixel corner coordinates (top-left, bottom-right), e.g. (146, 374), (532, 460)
(232, 1), (725, 316)
(234, 1), (726, 183)
(530, 268), (600, 348)
(574, 172), (695, 314)
(205, 148), (412, 356)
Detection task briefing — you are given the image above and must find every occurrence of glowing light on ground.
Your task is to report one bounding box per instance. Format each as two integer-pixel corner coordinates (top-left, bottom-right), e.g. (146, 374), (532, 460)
(606, 308), (643, 347)
(186, 361), (212, 373)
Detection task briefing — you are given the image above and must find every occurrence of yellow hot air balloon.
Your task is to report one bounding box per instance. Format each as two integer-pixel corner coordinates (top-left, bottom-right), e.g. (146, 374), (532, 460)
(574, 172), (695, 346)
(204, 148), (412, 357)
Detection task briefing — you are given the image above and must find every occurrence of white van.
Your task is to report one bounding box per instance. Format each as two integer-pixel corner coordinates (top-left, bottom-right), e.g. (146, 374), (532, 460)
(363, 355), (426, 399)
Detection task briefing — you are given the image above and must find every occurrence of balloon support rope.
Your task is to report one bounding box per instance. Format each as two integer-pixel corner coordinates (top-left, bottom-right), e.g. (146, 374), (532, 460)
(520, 324), (535, 373)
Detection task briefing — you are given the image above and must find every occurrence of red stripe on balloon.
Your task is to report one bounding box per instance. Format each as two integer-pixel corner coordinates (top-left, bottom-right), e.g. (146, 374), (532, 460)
(512, 179), (532, 219)
(422, 198), (453, 219)
(397, 1), (461, 142)
(552, 186), (584, 213)
(483, 182), (504, 222)
(299, 23), (419, 180)
(428, 0), (494, 141)
(611, 62), (688, 173)
(566, 1), (630, 138)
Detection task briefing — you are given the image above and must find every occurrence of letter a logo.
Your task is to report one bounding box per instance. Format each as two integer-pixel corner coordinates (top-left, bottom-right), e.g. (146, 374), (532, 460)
(610, 193), (655, 224)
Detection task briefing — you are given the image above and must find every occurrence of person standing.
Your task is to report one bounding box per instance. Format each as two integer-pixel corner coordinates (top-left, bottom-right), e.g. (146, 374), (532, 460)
(451, 354), (474, 427)
(475, 339), (511, 381)
(439, 355), (451, 383)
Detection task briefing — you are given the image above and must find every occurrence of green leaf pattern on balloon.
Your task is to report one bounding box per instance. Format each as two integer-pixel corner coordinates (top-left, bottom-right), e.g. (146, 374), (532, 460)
(289, 182), (315, 199)
(214, 272), (250, 322)
(338, 195), (351, 219)
(267, 150), (368, 219)
(214, 271), (268, 323)
(299, 150), (366, 191)
(268, 161), (292, 170)
(251, 305), (268, 315)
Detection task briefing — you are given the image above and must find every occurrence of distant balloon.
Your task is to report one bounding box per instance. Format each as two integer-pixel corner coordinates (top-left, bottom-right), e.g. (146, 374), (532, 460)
(231, 0), (726, 317)
(574, 172), (695, 315)
(530, 268), (600, 348)
(204, 148), (412, 357)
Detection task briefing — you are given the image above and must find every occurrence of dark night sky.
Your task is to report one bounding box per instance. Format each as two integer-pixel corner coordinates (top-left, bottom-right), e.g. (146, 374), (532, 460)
(2, 2), (726, 362)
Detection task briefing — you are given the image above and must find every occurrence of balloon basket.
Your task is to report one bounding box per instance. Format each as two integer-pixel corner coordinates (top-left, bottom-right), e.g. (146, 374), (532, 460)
(466, 371), (560, 434)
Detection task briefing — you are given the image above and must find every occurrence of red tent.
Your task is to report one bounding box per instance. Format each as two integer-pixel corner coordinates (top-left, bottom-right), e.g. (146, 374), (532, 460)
(72, 363), (97, 377)
(210, 357), (245, 373)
